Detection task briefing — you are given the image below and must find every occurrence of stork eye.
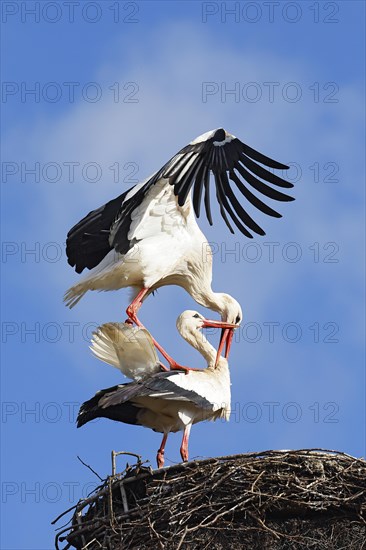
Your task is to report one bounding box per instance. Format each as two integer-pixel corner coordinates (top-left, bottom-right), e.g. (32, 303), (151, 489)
(193, 313), (200, 318)
(235, 315), (241, 324)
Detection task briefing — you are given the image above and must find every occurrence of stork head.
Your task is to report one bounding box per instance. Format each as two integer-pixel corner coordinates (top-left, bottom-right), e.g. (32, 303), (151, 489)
(215, 293), (242, 325)
(176, 309), (239, 365)
(176, 310), (239, 334)
(176, 310), (206, 333)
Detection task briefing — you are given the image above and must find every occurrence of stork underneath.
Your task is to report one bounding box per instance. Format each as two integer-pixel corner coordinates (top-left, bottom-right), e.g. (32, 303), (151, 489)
(65, 128), (293, 367)
(77, 311), (237, 468)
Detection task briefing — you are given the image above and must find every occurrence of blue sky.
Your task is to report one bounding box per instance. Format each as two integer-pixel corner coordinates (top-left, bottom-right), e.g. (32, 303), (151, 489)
(1, 1), (365, 548)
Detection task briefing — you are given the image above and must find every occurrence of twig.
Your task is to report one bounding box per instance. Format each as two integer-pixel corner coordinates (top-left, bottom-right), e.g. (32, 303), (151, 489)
(176, 526), (188, 550)
(77, 455), (104, 481)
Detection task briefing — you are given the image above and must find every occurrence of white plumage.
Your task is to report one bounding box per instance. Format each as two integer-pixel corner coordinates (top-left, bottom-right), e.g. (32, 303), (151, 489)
(65, 128), (293, 367)
(78, 310), (238, 467)
(90, 323), (162, 381)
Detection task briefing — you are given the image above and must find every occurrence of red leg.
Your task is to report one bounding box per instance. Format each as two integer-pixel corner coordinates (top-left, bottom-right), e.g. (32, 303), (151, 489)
(156, 433), (168, 468)
(125, 287), (150, 323)
(166, 359), (200, 373)
(132, 316), (190, 371)
(152, 340), (198, 374)
(126, 288), (195, 373)
(180, 424), (192, 463)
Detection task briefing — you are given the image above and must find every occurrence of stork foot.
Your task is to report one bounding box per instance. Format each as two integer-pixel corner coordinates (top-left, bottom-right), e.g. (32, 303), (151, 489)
(180, 448), (189, 462)
(169, 361), (199, 374)
(126, 306), (138, 321)
(159, 362), (169, 372)
(180, 425), (191, 463)
(125, 309), (141, 327)
(125, 288), (150, 326)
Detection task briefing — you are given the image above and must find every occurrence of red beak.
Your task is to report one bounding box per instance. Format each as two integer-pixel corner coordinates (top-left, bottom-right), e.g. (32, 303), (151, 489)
(201, 319), (238, 366)
(215, 328), (235, 365)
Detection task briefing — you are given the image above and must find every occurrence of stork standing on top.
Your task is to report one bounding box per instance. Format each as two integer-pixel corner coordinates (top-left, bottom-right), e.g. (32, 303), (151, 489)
(65, 128), (294, 368)
(78, 311), (239, 468)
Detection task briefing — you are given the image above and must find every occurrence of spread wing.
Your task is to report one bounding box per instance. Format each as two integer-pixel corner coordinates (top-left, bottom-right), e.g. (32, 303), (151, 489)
(110, 128), (294, 249)
(67, 128), (294, 273)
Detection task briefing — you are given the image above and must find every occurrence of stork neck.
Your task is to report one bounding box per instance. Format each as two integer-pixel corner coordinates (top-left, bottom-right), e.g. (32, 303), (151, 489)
(189, 287), (225, 318)
(181, 329), (217, 367)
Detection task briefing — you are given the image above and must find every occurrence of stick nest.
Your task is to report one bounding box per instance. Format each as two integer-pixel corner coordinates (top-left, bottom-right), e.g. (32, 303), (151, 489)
(53, 449), (366, 550)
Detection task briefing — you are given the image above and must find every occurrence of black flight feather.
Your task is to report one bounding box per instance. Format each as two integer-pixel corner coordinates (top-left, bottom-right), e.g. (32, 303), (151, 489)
(229, 170), (282, 219)
(240, 154), (293, 189)
(66, 129), (295, 274)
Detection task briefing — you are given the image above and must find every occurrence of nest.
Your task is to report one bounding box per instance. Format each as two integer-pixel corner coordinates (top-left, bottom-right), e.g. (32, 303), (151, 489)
(53, 449), (366, 550)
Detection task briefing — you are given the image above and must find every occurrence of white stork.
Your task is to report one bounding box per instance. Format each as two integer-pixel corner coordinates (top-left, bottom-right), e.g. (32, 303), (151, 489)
(65, 128), (293, 367)
(77, 310), (238, 468)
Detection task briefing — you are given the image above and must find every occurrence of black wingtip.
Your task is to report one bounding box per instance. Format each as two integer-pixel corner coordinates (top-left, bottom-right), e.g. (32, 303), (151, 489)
(76, 415), (85, 428)
(213, 128), (226, 142)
